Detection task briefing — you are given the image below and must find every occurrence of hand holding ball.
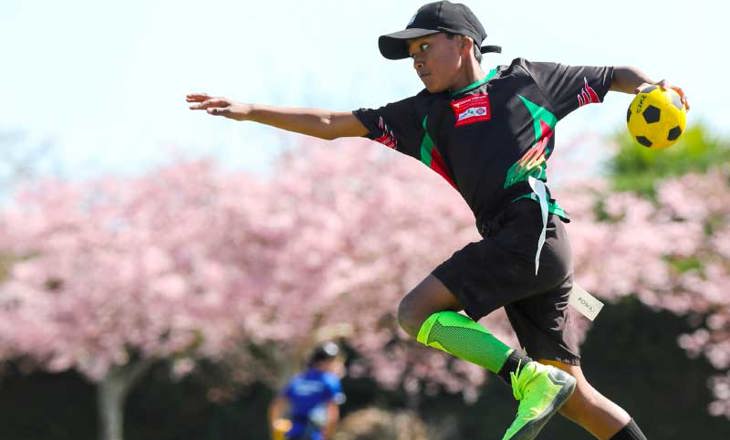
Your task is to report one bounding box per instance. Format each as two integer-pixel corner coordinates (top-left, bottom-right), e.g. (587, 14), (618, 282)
(626, 85), (687, 149)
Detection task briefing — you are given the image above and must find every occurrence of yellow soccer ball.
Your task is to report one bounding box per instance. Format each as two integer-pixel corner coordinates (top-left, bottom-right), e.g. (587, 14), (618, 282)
(626, 86), (687, 149)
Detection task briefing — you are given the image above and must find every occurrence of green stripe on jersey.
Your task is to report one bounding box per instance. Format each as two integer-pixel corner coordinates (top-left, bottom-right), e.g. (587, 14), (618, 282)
(419, 116), (434, 166)
(450, 68), (498, 96)
(517, 95), (557, 142)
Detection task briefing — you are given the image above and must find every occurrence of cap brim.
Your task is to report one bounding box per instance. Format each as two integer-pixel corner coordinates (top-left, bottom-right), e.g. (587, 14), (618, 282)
(378, 28), (440, 60)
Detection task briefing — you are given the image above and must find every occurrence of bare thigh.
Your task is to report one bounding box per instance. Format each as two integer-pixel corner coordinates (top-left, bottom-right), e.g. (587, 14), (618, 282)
(397, 274), (463, 337)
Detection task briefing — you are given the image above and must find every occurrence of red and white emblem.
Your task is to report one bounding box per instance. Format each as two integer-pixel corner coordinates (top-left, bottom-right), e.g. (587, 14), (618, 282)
(373, 116), (397, 149)
(450, 93), (492, 127)
(577, 77), (601, 107)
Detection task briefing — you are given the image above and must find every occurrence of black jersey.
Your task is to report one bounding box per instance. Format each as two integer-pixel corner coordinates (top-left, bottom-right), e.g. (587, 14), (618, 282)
(354, 58), (614, 230)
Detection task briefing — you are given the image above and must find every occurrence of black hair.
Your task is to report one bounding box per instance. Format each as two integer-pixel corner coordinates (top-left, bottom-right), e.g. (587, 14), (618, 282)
(307, 342), (341, 366)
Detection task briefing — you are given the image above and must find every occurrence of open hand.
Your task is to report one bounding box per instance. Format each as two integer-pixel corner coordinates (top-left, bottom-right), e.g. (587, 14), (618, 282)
(186, 93), (252, 120)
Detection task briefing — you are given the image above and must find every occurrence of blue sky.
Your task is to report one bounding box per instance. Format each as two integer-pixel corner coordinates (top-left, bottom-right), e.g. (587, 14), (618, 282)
(1, 0), (727, 179)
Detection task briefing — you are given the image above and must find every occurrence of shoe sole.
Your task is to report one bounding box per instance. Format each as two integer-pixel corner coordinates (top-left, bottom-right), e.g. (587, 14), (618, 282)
(509, 369), (577, 440)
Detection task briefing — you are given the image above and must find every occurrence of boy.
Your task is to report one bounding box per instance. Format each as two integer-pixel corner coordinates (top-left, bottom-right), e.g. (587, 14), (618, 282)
(189, 2), (688, 438)
(268, 342), (346, 440)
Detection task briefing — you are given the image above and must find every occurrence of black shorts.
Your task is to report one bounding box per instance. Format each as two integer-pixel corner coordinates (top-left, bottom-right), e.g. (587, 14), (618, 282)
(432, 199), (580, 365)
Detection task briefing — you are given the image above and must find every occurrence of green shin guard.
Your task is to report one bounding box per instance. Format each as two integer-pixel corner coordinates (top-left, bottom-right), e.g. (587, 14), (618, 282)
(416, 311), (514, 373)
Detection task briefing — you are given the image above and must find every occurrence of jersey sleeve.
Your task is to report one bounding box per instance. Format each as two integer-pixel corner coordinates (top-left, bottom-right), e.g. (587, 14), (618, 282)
(323, 374), (346, 405)
(353, 96), (421, 158)
(519, 59), (614, 120)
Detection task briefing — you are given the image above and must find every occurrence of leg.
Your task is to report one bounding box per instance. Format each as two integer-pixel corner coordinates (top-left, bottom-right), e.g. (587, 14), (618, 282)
(397, 274), (462, 338)
(397, 274), (517, 374)
(400, 274), (545, 377)
(399, 275), (577, 440)
(403, 208), (579, 440)
(540, 359), (646, 440)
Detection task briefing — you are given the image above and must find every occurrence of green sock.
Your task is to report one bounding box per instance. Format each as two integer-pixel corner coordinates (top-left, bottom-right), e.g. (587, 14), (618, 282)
(417, 311), (514, 373)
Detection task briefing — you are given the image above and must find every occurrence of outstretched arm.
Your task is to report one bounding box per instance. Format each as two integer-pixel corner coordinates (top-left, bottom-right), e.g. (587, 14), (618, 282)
(186, 93), (369, 140)
(610, 66), (690, 110)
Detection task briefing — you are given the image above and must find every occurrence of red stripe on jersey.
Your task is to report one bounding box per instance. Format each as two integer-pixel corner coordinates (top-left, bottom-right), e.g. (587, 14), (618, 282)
(430, 147), (457, 189)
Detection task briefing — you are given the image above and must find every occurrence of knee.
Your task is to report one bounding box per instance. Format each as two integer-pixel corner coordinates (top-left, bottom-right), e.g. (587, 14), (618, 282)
(397, 295), (428, 338)
(397, 275), (461, 339)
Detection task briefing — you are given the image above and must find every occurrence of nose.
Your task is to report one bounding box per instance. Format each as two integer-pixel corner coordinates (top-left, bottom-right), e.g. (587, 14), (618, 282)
(413, 58), (424, 71)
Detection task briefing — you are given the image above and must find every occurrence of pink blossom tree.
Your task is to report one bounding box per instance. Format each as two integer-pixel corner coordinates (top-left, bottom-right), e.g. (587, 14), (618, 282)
(0, 137), (727, 440)
(556, 167), (730, 418)
(245, 141), (520, 401)
(0, 160), (273, 440)
(0, 141), (512, 439)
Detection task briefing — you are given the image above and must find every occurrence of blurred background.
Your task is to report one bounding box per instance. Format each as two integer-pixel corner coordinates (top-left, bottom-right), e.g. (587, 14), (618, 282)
(1, 1), (729, 439)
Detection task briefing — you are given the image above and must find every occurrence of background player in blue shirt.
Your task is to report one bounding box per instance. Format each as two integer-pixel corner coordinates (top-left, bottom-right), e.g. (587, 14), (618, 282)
(189, 2), (689, 439)
(268, 342), (346, 440)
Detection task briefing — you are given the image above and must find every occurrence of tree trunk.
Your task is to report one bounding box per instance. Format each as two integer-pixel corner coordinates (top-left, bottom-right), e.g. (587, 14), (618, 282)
(97, 360), (153, 440)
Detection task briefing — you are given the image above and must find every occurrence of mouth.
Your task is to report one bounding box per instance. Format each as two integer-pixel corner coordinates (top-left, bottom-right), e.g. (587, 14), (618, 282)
(419, 73), (431, 80)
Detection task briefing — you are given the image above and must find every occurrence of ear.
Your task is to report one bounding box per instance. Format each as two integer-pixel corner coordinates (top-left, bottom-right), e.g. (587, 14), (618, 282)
(461, 36), (474, 55)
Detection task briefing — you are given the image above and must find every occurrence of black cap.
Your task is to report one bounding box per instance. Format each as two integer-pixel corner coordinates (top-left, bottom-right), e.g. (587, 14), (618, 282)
(378, 1), (501, 60)
(308, 342), (341, 365)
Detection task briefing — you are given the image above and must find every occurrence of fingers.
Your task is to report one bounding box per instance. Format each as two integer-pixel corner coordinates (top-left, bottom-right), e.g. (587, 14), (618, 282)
(186, 93), (236, 114)
(672, 87), (690, 111)
(659, 81), (691, 111)
(633, 81), (691, 112)
(186, 93), (211, 103)
(187, 93), (213, 110)
(186, 93), (244, 119)
(671, 86), (690, 111)
(188, 98), (230, 111)
(186, 93), (230, 106)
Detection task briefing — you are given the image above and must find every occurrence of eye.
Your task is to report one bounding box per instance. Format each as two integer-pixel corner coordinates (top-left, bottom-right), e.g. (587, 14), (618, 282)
(409, 42), (430, 58)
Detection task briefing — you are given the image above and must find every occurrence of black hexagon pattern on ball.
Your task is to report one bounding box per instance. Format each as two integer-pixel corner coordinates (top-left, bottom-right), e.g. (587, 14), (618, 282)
(636, 136), (653, 147)
(668, 126), (682, 141)
(642, 105), (661, 123)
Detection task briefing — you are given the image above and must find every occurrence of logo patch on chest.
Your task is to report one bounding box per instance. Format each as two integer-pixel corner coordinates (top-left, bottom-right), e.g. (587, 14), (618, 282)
(450, 93), (492, 127)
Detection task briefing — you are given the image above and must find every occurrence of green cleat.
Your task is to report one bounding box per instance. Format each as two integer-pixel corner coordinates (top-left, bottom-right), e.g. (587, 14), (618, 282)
(501, 361), (577, 440)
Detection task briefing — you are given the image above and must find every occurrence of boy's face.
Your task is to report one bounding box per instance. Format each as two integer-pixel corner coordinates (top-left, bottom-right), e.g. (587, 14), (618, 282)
(407, 33), (466, 93)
